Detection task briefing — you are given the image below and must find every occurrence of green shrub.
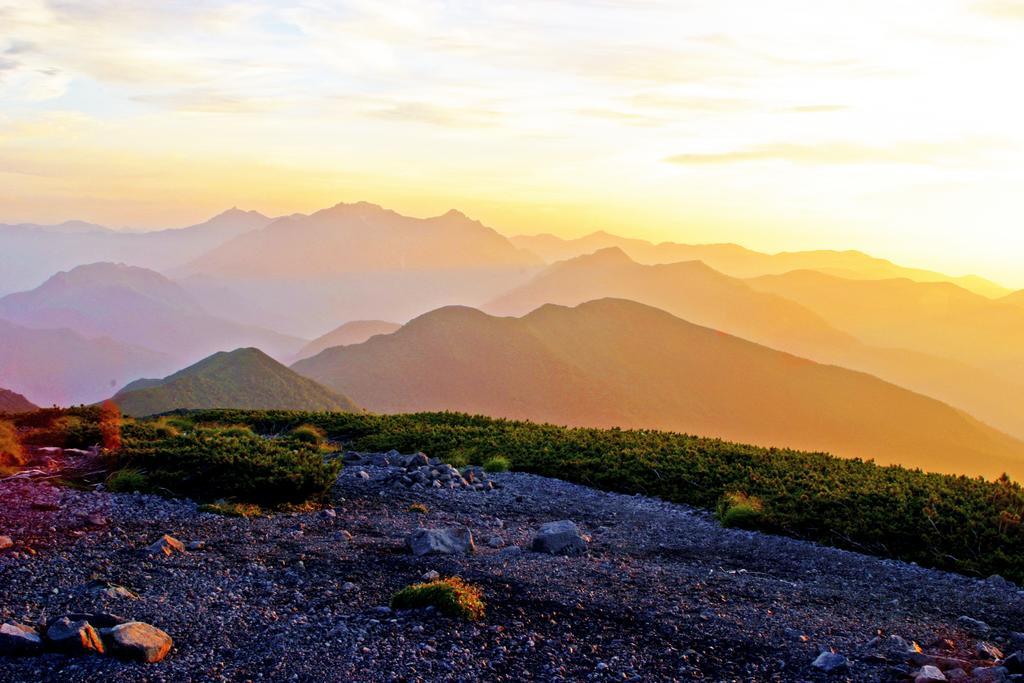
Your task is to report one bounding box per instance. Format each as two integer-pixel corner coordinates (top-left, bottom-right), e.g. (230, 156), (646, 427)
(717, 492), (765, 529)
(0, 420), (24, 467)
(207, 424), (255, 439)
(106, 468), (149, 493)
(391, 577), (485, 620)
(444, 446), (475, 468)
(199, 500), (263, 517)
(154, 409), (1024, 583)
(288, 424), (326, 447)
(115, 431), (339, 505)
(482, 456), (510, 473)
(408, 502), (429, 514)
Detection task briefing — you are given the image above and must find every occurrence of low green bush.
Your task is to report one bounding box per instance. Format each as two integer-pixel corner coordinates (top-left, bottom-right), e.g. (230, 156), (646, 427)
(391, 577), (485, 620)
(106, 468), (149, 493)
(717, 491), (765, 529)
(482, 456), (510, 473)
(199, 500), (263, 517)
(0, 420), (24, 467)
(115, 431), (339, 505)
(288, 424), (326, 447)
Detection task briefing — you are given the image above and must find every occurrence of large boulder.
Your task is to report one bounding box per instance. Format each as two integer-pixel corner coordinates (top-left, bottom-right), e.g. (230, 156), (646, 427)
(105, 622), (173, 663)
(0, 623), (43, 656)
(46, 617), (105, 655)
(531, 520), (587, 556)
(407, 527), (475, 556)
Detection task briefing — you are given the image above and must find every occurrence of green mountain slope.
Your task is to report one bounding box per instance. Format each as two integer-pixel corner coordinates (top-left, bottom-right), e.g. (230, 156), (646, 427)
(114, 348), (358, 416)
(294, 299), (1024, 478)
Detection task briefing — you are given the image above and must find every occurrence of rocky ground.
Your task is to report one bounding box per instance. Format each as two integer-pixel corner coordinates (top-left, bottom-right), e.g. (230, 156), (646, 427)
(1, 452), (1023, 682)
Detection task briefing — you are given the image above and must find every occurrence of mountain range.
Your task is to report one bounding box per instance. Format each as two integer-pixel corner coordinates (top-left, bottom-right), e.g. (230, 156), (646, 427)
(0, 318), (174, 407)
(293, 298), (1024, 478)
(510, 231), (1010, 298)
(0, 208), (272, 296)
(486, 248), (1024, 439)
(0, 263), (304, 364)
(113, 347), (358, 417)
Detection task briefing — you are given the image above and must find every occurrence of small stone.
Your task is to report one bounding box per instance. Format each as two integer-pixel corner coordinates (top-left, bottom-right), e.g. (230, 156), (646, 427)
(487, 535), (505, 549)
(976, 641), (1004, 661)
(0, 536), (12, 551)
(811, 651), (849, 673)
(106, 622), (173, 663)
(405, 453), (429, 470)
(85, 512), (108, 526)
(146, 534), (185, 556)
(531, 520), (587, 556)
(0, 623), (43, 656)
(944, 669), (968, 682)
(956, 616), (991, 637)
(407, 527), (475, 556)
(356, 470), (370, 480)
(186, 541), (206, 551)
(421, 570), (441, 581)
(914, 665), (946, 682)
(342, 582), (358, 592)
(334, 530), (353, 544)
(321, 508), (337, 518)
(47, 617), (105, 655)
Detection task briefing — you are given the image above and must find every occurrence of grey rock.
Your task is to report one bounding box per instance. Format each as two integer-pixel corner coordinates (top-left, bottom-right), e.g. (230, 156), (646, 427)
(487, 535), (505, 549)
(1004, 653), (1024, 675)
(106, 622), (173, 663)
(957, 616), (991, 637)
(811, 651), (849, 673)
(914, 665), (946, 682)
(405, 453), (429, 470)
(421, 570), (440, 581)
(0, 623), (43, 656)
(945, 669), (968, 682)
(407, 527), (475, 556)
(356, 470), (371, 480)
(531, 520), (587, 556)
(971, 666), (1009, 682)
(977, 641), (1005, 661)
(47, 617), (105, 655)
(147, 534), (185, 556)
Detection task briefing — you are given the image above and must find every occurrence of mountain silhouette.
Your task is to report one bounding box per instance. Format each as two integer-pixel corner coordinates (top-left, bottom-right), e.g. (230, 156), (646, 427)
(486, 249), (1024, 437)
(0, 208), (272, 295)
(509, 232), (1009, 298)
(113, 347), (358, 416)
(187, 202), (541, 278)
(0, 318), (174, 406)
(0, 388), (38, 414)
(294, 299), (1024, 478)
(0, 263), (304, 364)
(292, 320), (401, 362)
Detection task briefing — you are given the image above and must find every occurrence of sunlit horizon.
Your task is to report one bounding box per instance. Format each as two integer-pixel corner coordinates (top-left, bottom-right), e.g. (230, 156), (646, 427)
(4, 0), (1024, 287)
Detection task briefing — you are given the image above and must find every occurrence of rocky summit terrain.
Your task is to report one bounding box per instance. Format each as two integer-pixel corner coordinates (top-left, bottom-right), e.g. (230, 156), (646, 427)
(1, 453), (1024, 682)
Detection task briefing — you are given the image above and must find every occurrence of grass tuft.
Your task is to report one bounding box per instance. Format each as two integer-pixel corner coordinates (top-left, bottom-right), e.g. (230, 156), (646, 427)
(482, 456), (510, 473)
(391, 577), (485, 621)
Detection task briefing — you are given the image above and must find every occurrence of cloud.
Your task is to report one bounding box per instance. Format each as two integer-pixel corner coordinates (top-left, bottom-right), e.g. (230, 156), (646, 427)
(787, 104), (849, 113)
(974, 1), (1024, 20)
(362, 101), (502, 128)
(664, 141), (983, 166)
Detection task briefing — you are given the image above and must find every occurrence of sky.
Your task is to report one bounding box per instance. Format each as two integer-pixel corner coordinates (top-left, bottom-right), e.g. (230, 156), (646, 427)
(1, 0), (1023, 287)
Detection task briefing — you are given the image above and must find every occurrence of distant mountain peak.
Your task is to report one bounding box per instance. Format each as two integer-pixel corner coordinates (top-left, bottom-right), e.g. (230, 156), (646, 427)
(114, 346), (358, 416)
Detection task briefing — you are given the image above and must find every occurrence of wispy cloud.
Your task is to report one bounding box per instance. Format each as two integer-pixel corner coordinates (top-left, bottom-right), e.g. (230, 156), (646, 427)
(665, 141), (985, 166)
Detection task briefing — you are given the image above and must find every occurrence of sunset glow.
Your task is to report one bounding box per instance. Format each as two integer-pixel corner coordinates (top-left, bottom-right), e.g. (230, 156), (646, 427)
(3, 1), (1024, 285)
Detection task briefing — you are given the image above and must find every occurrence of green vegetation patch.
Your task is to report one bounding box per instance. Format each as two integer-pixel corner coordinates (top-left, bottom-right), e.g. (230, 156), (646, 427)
(114, 428), (339, 505)
(0, 419), (25, 467)
(176, 409), (1024, 583)
(391, 577), (485, 621)
(717, 491), (764, 529)
(482, 456), (511, 473)
(199, 500), (264, 517)
(408, 502), (429, 514)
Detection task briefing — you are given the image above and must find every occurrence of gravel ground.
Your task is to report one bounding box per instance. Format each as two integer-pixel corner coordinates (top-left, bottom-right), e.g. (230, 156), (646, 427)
(1, 461), (1023, 682)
